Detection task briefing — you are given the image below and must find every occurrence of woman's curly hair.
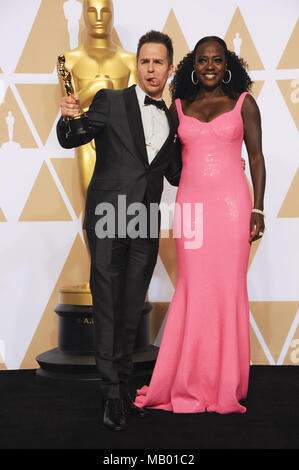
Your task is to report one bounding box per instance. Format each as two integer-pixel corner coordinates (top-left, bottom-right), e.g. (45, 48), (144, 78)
(170, 36), (253, 102)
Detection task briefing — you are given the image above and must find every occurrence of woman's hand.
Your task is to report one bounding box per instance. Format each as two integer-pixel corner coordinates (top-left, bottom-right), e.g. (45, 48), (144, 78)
(249, 212), (265, 243)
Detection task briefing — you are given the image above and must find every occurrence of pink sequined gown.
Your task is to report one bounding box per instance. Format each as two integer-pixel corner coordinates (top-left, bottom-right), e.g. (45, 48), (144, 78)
(135, 92), (252, 414)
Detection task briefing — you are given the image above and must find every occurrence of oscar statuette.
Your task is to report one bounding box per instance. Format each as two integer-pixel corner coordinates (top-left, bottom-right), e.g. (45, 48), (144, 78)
(57, 54), (89, 138)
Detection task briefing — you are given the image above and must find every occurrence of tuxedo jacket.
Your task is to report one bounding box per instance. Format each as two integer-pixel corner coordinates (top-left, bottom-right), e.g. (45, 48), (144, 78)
(56, 85), (182, 235)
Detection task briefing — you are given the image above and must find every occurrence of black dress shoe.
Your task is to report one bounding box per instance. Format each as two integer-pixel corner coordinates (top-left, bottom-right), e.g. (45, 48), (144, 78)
(103, 398), (126, 431)
(123, 393), (146, 417)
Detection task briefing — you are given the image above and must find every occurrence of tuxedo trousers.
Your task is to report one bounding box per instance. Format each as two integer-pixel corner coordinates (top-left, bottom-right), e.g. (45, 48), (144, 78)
(86, 229), (159, 399)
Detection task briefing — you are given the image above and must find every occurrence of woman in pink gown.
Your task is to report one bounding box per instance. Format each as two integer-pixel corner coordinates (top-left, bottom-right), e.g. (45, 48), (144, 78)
(135, 37), (266, 414)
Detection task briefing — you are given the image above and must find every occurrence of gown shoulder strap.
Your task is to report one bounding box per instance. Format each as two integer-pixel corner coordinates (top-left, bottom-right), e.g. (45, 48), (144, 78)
(175, 98), (184, 119)
(234, 91), (249, 113)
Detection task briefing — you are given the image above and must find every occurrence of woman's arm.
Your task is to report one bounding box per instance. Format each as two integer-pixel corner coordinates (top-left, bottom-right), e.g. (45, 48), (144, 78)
(242, 94), (266, 243)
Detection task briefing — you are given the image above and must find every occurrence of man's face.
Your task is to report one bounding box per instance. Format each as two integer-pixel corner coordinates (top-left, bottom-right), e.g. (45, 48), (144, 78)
(84, 0), (113, 37)
(137, 42), (173, 99)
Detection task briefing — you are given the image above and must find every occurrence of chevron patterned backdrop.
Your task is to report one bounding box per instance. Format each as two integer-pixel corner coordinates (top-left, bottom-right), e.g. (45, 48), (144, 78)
(0, 0), (298, 370)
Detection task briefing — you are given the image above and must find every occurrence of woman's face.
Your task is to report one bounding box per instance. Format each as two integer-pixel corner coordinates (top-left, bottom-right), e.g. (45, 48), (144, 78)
(193, 40), (226, 88)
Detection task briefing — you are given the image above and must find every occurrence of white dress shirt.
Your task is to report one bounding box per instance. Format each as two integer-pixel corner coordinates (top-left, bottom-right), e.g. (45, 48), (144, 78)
(135, 85), (169, 164)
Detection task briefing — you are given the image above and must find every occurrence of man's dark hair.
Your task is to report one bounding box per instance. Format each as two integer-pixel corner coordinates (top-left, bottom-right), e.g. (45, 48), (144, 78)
(137, 30), (173, 65)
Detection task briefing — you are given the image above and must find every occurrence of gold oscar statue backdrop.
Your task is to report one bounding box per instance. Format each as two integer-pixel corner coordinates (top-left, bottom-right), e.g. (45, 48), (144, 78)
(0, 0), (298, 371)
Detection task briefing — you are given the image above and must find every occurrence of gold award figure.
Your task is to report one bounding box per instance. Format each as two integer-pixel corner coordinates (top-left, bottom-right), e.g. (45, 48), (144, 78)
(57, 54), (89, 137)
(57, 54), (75, 97)
(57, 0), (137, 302)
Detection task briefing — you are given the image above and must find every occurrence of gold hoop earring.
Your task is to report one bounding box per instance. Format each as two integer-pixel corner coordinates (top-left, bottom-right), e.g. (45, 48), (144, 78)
(191, 70), (199, 85)
(222, 69), (232, 84)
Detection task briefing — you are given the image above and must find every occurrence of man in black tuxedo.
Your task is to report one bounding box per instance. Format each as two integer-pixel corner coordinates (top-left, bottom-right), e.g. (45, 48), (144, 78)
(57, 31), (181, 431)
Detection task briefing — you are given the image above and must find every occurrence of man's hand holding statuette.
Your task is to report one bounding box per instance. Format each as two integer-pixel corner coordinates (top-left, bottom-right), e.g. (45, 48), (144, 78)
(60, 95), (81, 118)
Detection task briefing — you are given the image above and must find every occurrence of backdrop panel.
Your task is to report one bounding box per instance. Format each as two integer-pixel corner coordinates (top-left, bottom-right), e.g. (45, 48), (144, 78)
(0, 0), (298, 370)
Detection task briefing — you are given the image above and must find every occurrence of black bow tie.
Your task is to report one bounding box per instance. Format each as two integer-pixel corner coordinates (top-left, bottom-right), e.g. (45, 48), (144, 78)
(144, 95), (167, 111)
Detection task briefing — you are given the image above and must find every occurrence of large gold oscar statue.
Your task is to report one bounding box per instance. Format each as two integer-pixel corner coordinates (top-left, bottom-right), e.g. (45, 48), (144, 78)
(35, 0), (155, 382)
(57, 0), (137, 307)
